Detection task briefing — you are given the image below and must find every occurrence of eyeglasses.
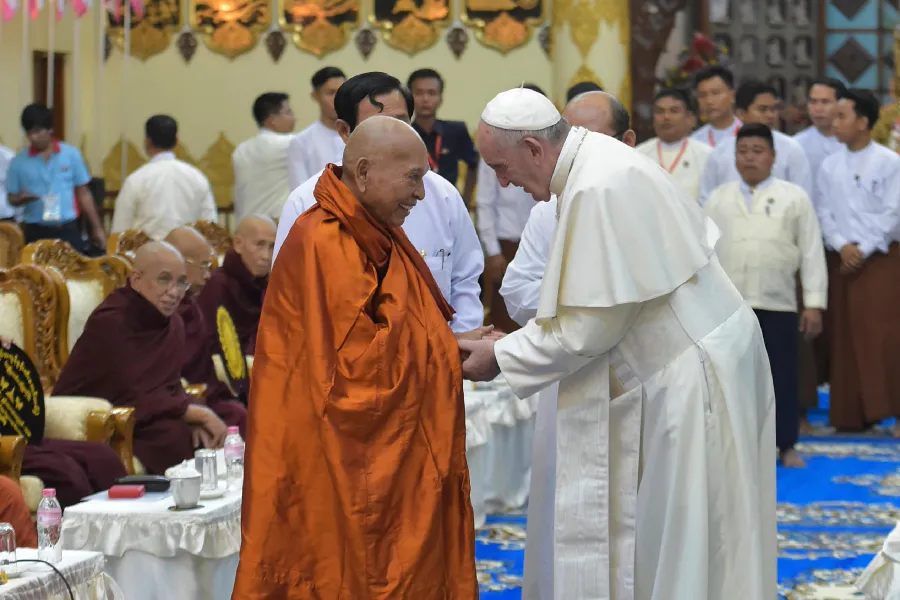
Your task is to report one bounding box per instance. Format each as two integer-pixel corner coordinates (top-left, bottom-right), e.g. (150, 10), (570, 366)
(184, 257), (213, 272)
(154, 274), (190, 292)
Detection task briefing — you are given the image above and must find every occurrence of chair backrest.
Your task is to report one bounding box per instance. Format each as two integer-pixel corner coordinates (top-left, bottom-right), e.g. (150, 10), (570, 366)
(191, 220), (232, 266)
(20, 240), (131, 359)
(107, 229), (152, 263)
(0, 264), (67, 391)
(0, 223), (25, 269)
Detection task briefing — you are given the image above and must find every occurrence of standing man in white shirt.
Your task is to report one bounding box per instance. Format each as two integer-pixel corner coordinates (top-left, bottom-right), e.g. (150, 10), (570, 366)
(286, 67), (346, 191)
(273, 72), (486, 336)
(691, 66), (742, 148)
(704, 124), (826, 468)
(0, 145), (16, 222)
(232, 92), (296, 221)
(794, 78), (846, 181)
(111, 115), (218, 239)
(637, 88), (712, 202)
(700, 79), (812, 204)
(816, 88), (900, 434)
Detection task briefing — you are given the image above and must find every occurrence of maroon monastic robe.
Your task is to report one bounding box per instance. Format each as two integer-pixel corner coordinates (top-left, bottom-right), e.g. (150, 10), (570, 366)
(53, 285), (197, 475)
(22, 439), (126, 508)
(178, 293), (247, 435)
(196, 249), (267, 356)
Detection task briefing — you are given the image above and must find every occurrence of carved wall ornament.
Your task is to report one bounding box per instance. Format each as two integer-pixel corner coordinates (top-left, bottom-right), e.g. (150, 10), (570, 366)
(101, 140), (147, 202)
(104, 33), (113, 61)
(461, 0), (542, 54)
(176, 29), (199, 61)
(538, 22), (550, 56)
(108, 0), (181, 60)
(567, 64), (603, 95)
(191, 0), (271, 59)
(354, 26), (378, 57)
(369, 0), (449, 55)
(446, 23), (469, 57)
(279, 0), (359, 56)
(265, 28), (288, 60)
(567, 0), (599, 57)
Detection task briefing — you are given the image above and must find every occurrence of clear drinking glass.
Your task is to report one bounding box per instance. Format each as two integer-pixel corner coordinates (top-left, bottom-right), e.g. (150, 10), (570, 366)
(0, 522), (17, 578)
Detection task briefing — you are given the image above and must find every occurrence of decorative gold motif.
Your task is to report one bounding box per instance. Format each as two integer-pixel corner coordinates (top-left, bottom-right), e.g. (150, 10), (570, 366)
(217, 306), (246, 381)
(107, 230), (153, 262)
(567, 64), (603, 94)
(108, 0), (181, 60)
(0, 223), (25, 270)
(461, 0), (540, 55)
(191, 220), (234, 255)
(191, 0), (271, 58)
(279, 0), (359, 56)
(567, 0), (598, 58)
(199, 134), (236, 209)
(369, 0), (448, 55)
(101, 141), (147, 207)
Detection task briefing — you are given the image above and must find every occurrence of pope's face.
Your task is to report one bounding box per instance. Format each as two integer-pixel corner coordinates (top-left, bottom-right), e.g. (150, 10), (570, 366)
(477, 122), (553, 202)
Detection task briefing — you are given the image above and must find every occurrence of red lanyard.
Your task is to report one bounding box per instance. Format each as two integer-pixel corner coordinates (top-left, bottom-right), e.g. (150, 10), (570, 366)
(657, 139), (689, 173)
(427, 134), (442, 173)
(707, 123), (740, 148)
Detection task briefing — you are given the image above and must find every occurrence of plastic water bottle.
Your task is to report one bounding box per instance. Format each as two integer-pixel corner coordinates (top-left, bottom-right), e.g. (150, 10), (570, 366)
(36, 489), (62, 564)
(223, 427), (245, 491)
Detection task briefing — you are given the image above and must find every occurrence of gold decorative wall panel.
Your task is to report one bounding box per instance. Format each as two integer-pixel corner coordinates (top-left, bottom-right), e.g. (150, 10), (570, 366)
(369, 0), (449, 55)
(108, 0), (182, 60)
(190, 0), (271, 58)
(461, 0), (543, 54)
(279, 0), (360, 56)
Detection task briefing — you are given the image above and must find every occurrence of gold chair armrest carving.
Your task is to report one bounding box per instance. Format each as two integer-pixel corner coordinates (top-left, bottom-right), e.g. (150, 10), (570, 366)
(0, 436), (26, 483)
(109, 408), (136, 476)
(84, 411), (115, 445)
(184, 383), (208, 403)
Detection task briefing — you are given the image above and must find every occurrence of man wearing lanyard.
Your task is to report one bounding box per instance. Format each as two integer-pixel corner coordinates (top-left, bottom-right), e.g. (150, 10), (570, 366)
(691, 65), (742, 148)
(6, 104), (105, 249)
(408, 69), (480, 208)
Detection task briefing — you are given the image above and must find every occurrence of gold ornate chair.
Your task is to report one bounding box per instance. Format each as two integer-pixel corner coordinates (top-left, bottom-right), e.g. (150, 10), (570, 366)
(0, 264), (136, 509)
(191, 220), (232, 266)
(0, 223), (24, 269)
(106, 229), (152, 263)
(0, 436), (26, 483)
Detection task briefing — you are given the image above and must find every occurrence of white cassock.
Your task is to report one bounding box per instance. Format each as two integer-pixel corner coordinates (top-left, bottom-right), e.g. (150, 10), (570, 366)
(793, 126), (843, 182)
(635, 137), (713, 202)
(699, 130), (813, 205)
(286, 120), (344, 191)
(493, 127), (777, 600)
(689, 118), (742, 149)
(475, 158), (536, 255)
(0, 145), (18, 221)
(232, 128), (294, 220)
(273, 167), (485, 333)
(704, 178), (828, 312)
(111, 152), (218, 240)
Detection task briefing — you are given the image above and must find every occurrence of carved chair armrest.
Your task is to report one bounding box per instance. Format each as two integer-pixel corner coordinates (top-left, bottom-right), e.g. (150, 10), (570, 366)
(109, 408), (136, 476)
(84, 411), (116, 445)
(0, 436), (26, 483)
(181, 380), (208, 403)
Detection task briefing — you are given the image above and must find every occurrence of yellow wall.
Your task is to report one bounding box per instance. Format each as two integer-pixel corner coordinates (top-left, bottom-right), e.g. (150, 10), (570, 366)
(0, 11), (552, 171)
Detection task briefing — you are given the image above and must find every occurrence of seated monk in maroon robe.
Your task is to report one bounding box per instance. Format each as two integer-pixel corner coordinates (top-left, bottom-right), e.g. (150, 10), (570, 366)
(164, 226), (247, 436)
(0, 339), (127, 508)
(52, 242), (229, 475)
(196, 215), (274, 358)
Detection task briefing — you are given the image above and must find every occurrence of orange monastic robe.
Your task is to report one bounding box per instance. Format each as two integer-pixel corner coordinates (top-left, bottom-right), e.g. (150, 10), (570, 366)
(232, 165), (477, 600)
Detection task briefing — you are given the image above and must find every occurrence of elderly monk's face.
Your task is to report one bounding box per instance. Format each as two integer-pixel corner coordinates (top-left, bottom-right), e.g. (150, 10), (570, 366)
(235, 223), (276, 278)
(476, 122), (555, 202)
(358, 148), (428, 228)
(182, 244), (215, 290)
(131, 252), (189, 317)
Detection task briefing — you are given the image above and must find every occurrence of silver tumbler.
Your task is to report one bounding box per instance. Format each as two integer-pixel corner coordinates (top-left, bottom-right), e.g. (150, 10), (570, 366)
(194, 449), (219, 492)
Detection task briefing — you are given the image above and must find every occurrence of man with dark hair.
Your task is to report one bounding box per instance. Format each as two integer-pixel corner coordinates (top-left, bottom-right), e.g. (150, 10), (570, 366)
(794, 78), (846, 178)
(407, 68), (480, 207)
(232, 92), (295, 220)
(700, 79), (812, 203)
(273, 72), (487, 337)
(565, 80), (603, 103)
(704, 123), (826, 468)
(6, 103), (105, 248)
(817, 88), (900, 434)
(637, 88), (712, 201)
(286, 67), (346, 190)
(691, 65), (741, 148)
(111, 114), (217, 239)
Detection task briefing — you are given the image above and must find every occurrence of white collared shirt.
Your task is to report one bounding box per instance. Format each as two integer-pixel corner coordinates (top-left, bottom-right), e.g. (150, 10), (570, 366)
(0, 146), (17, 221)
(635, 137), (712, 202)
(474, 158), (535, 256)
(699, 129), (813, 205)
(690, 117), (743, 148)
(706, 177), (827, 312)
(232, 128), (294, 220)
(273, 167), (485, 333)
(816, 141), (900, 257)
(111, 151), (218, 239)
(286, 121), (344, 192)
(793, 126), (843, 184)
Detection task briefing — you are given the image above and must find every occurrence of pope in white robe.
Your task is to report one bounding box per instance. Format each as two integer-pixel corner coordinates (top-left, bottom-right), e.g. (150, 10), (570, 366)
(461, 88), (777, 600)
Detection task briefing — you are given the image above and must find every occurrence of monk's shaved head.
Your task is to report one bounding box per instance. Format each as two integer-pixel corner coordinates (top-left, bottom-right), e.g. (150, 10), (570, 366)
(563, 91), (636, 147)
(234, 215), (276, 279)
(341, 115), (428, 228)
(130, 241), (188, 317)
(165, 226), (215, 289)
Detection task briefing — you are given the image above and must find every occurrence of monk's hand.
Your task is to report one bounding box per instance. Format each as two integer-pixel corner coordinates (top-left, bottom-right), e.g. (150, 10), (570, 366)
(202, 414), (228, 449)
(484, 254), (508, 283)
(839, 244), (864, 272)
(799, 309), (823, 341)
(458, 338), (501, 382)
(456, 325), (495, 341)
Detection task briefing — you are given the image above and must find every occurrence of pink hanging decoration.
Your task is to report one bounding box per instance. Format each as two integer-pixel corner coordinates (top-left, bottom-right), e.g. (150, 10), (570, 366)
(129, 0), (142, 19)
(72, 0), (88, 18)
(28, 0), (42, 20)
(105, 0), (120, 20)
(1, 0), (16, 22)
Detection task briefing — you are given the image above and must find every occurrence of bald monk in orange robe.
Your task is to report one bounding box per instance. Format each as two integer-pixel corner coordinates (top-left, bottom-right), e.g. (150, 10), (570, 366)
(233, 117), (477, 599)
(0, 476), (36, 547)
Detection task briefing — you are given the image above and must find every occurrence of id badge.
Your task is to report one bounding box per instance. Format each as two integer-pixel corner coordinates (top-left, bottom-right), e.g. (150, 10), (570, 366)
(41, 194), (61, 222)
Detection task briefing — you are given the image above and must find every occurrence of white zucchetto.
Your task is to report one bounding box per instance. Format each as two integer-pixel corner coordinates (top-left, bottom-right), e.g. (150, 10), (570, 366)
(481, 88), (561, 131)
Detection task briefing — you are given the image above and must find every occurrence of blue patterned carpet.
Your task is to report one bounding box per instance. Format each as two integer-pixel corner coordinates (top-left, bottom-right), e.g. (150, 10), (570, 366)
(475, 405), (900, 599)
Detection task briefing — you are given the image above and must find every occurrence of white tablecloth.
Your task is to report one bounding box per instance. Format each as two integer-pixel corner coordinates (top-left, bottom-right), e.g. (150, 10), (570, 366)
(61, 479), (241, 600)
(0, 548), (115, 600)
